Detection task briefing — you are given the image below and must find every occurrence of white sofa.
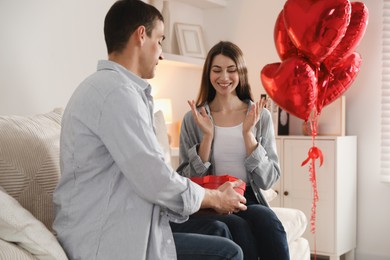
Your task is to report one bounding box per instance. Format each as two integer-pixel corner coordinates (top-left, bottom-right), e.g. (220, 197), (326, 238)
(0, 109), (310, 260)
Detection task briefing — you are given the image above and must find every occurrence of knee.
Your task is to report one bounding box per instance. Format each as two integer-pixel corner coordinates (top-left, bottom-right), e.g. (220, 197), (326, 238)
(229, 241), (244, 260)
(250, 206), (285, 230)
(219, 238), (244, 260)
(209, 220), (233, 239)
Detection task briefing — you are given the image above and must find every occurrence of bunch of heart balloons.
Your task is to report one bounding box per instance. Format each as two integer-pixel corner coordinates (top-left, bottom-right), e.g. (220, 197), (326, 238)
(261, 0), (368, 123)
(260, 0), (368, 245)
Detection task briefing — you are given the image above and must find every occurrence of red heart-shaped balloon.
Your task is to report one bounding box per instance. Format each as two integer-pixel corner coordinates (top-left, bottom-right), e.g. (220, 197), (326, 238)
(274, 10), (299, 61)
(283, 0), (351, 64)
(261, 57), (318, 120)
(315, 64), (331, 112)
(317, 52), (362, 112)
(323, 2), (369, 70)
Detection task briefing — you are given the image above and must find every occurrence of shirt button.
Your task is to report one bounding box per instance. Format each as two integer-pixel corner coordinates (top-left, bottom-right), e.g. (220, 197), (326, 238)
(167, 239), (172, 244)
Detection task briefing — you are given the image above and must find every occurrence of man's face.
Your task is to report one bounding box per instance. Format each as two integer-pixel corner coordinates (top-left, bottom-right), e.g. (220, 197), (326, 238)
(140, 20), (164, 79)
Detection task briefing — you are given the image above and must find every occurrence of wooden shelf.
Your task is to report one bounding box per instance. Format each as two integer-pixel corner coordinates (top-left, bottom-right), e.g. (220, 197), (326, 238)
(158, 0), (227, 67)
(161, 53), (204, 68)
(173, 0), (227, 9)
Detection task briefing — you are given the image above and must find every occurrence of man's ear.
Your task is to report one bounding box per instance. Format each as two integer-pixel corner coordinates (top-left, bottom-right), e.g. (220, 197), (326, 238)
(135, 25), (147, 46)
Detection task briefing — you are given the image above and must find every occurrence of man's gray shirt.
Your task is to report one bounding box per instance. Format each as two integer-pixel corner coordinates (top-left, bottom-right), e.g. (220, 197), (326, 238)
(53, 60), (204, 260)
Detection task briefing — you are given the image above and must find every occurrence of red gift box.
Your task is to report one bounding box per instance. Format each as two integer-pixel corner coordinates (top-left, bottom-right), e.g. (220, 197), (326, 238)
(190, 175), (246, 196)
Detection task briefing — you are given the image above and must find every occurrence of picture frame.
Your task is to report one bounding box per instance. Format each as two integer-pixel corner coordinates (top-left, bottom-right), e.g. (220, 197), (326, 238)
(175, 23), (206, 58)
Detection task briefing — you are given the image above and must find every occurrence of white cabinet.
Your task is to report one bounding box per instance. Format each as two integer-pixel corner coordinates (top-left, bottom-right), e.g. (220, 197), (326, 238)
(271, 136), (357, 260)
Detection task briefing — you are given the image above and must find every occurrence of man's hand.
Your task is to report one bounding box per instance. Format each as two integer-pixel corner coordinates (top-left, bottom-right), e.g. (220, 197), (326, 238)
(201, 180), (247, 214)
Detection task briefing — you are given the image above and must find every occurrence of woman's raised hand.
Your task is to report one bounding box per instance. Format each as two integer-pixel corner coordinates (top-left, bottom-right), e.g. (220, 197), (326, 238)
(188, 100), (214, 137)
(243, 97), (267, 134)
(242, 97), (267, 155)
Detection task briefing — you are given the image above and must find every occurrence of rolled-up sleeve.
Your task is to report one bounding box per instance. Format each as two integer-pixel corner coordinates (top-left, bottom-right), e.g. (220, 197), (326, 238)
(177, 111), (211, 178)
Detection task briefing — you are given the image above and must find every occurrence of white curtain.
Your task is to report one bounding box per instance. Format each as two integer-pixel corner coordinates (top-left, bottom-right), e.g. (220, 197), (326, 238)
(382, 0), (390, 182)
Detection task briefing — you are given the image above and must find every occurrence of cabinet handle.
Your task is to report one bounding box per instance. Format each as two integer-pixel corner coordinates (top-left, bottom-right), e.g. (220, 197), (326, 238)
(283, 191), (289, 196)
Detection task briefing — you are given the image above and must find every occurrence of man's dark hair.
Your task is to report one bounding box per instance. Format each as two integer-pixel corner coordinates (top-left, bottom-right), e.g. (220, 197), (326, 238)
(104, 0), (164, 54)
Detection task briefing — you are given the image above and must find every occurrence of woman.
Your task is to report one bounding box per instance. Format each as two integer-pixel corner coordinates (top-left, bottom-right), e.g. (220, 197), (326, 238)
(171, 41), (290, 260)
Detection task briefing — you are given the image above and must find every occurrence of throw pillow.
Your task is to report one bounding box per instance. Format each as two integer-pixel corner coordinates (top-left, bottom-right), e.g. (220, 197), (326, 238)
(0, 188), (68, 259)
(0, 108), (63, 232)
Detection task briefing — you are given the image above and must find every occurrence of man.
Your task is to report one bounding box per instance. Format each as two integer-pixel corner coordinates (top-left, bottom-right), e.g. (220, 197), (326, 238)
(53, 0), (247, 259)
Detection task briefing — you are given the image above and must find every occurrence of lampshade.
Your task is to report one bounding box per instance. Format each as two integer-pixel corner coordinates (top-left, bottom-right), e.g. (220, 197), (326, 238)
(154, 98), (173, 124)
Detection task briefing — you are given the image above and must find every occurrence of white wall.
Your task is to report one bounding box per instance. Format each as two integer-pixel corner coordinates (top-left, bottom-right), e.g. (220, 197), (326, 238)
(0, 0), (389, 259)
(0, 0), (114, 116)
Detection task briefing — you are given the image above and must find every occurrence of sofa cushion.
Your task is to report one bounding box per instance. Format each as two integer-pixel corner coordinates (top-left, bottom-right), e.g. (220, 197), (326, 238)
(0, 187), (67, 259)
(0, 238), (36, 260)
(272, 207), (308, 244)
(0, 108), (63, 232)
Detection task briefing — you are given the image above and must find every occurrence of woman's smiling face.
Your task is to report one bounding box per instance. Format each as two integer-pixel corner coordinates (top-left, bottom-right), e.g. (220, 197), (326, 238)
(209, 54), (240, 96)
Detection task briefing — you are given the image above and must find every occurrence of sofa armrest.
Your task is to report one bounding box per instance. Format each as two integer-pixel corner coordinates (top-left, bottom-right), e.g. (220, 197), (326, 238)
(272, 207), (308, 244)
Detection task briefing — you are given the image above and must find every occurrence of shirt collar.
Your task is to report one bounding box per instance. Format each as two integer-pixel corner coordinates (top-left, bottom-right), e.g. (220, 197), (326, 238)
(96, 60), (151, 93)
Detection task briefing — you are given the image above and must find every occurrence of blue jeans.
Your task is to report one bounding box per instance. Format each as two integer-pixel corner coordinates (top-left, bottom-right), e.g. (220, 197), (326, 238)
(171, 186), (290, 260)
(171, 213), (257, 260)
(174, 232), (243, 260)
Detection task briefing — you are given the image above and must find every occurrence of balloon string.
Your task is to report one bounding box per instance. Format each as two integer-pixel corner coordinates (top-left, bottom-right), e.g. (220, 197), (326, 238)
(309, 110), (319, 260)
(313, 233), (317, 260)
(310, 109), (318, 140)
(309, 158), (319, 234)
